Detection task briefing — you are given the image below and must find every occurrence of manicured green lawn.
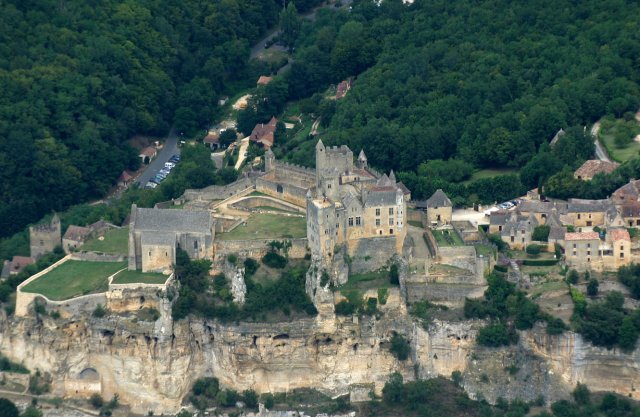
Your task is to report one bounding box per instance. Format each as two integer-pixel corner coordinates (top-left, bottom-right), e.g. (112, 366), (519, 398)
(463, 168), (517, 184)
(431, 229), (464, 246)
(408, 220), (424, 228)
(112, 269), (168, 285)
(600, 129), (640, 163)
(82, 227), (129, 255)
(253, 205), (298, 214)
(22, 260), (126, 300)
(218, 213), (306, 240)
(474, 243), (495, 258)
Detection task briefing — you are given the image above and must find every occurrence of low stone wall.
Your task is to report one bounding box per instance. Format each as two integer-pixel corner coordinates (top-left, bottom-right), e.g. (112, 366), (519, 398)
(347, 237), (398, 274)
(256, 177), (308, 207)
(72, 252), (126, 262)
(452, 221), (481, 243)
(15, 255), (73, 317)
(439, 246), (477, 273)
(184, 177), (253, 201)
(229, 196), (305, 213)
(214, 238), (308, 260)
(423, 230), (438, 257)
(405, 281), (486, 307)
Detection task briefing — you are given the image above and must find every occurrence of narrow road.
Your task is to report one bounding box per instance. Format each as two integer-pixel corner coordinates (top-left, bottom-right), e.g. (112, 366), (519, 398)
(135, 129), (180, 186)
(235, 137), (250, 170)
(590, 122), (612, 163)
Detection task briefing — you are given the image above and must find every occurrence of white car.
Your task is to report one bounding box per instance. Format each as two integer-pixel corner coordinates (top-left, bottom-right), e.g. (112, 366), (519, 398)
(165, 162), (175, 169)
(145, 181), (158, 189)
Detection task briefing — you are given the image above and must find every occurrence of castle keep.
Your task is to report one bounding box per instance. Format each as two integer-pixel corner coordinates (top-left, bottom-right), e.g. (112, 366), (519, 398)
(307, 140), (407, 268)
(29, 213), (61, 259)
(128, 205), (214, 272)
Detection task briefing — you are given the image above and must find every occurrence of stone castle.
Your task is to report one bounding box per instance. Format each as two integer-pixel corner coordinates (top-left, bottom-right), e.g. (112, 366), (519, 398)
(307, 140), (407, 270)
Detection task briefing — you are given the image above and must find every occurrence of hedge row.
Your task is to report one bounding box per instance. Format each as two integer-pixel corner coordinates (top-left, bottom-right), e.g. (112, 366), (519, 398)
(521, 259), (558, 266)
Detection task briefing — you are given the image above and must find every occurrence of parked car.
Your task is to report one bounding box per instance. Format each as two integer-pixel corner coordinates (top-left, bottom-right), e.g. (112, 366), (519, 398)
(159, 168), (170, 175)
(150, 177), (161, 184)
(165, 162), (175, 169)
(144, 182), (158, 189)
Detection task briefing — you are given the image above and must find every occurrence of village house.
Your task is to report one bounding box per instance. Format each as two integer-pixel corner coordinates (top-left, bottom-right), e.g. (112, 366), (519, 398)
(257, 75), (273, 86)
(424, 189), (452, 227)
(62, 225), (92, 253)
(139, 146), (157, 164)
(499, 212), (538, 250)
(564, 228), (631, 272)
(574, 160), (619, 180)
(1, 256), (34, 279)
(117, 171), (133, 187)
(203, 131), (220, 150)
(335, 79), (352, 100)
(250, 117), (278, 149)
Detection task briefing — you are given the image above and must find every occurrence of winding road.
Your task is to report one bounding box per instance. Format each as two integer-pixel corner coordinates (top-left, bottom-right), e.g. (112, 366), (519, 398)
(590, 122), (612, 163)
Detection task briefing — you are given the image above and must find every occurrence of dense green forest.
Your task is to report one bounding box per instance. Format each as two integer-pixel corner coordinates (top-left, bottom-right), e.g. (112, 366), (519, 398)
(244, 0), (640, 203)
(0, 0), (317, 238)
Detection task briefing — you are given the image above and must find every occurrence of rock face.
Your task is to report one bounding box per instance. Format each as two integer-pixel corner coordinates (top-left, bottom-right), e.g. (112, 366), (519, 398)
(1, 300), (639, 414)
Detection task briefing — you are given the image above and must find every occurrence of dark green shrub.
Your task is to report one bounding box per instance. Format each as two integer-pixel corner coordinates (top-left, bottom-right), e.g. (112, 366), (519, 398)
(389, 333), (410, 360)
(587, 278), (599, 296)
(227, 254), (238, 265)
(526, 244), (542, 257)
(0, 398), (19, 417)
(522, 259), (558, 266)
(477, 322), (518, 347)
(92, 304), (106, 318)
(567, 269), (580, 284)
(335, 300), (355, 316)
(243, 258), (259, 277)
(262, 252), (287, 268)
(389, 264), (399, 285)
(494, 264), (508, 273)
(532, 225), (550, 242)
(89, 393), (104, 409)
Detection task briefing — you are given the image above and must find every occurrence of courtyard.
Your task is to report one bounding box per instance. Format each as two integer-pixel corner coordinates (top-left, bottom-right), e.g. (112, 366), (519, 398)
(217, 213), (306, 240)
(22, 260), (126, 300)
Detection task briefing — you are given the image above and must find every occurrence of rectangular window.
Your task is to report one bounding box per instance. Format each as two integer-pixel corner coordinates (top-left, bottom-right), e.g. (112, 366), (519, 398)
(621, 252), (624, 258)
(578, 214), (581, 219)
(356, 217), (361, 226)
(573, 244), (577, 249)
(376, 219), (380, 226)
(620, 245), (624, 251)
(348, 218), (353, 226)
(389, 218), (394, 226)
(389, 207), (394, 215)
(587, 258), (591, 262)
(510, 236), (514, 243)
(587, 243), (590, 248)
(572, 250), (576, 256)
(587, 250), (591, 256)
(336, 223), (339, 229)
(376, 208), (380, 216)
(498, 225), (502, 231)
(389, 229), (394, 234)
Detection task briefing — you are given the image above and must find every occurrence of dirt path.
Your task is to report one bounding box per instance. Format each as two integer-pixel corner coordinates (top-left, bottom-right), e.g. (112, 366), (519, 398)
(590, 121), (612, 162)
(234, 137), (250, 170)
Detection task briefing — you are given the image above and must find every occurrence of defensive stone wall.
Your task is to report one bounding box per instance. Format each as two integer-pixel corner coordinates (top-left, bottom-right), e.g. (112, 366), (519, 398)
(73, 252), (126, 262)
(274, 161), (315, 184)
(407, 209), (425, 225)
(256, 177), (308, 207)
(214, 238), (308, 260)
(348, 237), (398, 274)
(229, 196), (305, 213)
(184, 177), (253, 201)
(423, 230), (438, 257)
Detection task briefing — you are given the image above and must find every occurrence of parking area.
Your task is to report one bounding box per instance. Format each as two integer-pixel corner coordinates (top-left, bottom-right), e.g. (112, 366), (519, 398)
(143, 154), (181, 189)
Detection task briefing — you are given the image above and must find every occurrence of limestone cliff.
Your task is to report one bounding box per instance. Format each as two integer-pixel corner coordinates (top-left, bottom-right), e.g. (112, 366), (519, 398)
(1, 305), (639, 414)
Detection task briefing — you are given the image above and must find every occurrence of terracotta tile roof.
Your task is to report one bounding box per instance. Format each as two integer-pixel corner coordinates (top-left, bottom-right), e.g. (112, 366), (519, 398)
(118, 171), (133, 182)
(250, 117), (278, 148)
(204, 131), (220, 144)
(574, 160), (619, 179)
(10, 256), (34, 273)
(565, 232), (600, 241)
(336, 79), (351, 99)
(140, 146), (156, 157)
(609, 228), (630, 242)
(257, 75), (273, 85)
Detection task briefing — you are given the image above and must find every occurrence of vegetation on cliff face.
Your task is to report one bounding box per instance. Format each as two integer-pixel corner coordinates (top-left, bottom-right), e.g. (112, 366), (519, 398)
(171, 250), (316, 321)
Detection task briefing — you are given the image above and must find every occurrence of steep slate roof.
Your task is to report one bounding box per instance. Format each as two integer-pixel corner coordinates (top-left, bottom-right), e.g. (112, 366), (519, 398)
(567, 198), (612, 213)
(426, 189), (452, 208)
(141, 232), (177, 246)
(613, 179), (640, 203)
(609, 228), (630, 242)
(565, 232), (600, 241)
(621, 202), (640, 217)
(518, 200), (568, 214)
(365, 187), (398, 207)
(132, 206), (212, 233)
(548, 226), (566, 241)
(500, 212), (538, 237)
(63, 225), (91, 241)
(574, 160), (619, 179)
(490, 210), (510, 226)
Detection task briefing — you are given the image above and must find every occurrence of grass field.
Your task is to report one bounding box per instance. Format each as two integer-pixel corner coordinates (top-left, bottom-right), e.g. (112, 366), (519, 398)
(431, 229), (464, 246)
(598, 118), (640, 163)
(218, 213), (307, 240)
(463, 168), (517, 184)
(253, 205), (299, 214)
(82, 227), (129, 255)
(474, 243), (495, 258)
(22, 260), (126, 300)
(112, 269), (168, 285)
(340, 270), (394, 291)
